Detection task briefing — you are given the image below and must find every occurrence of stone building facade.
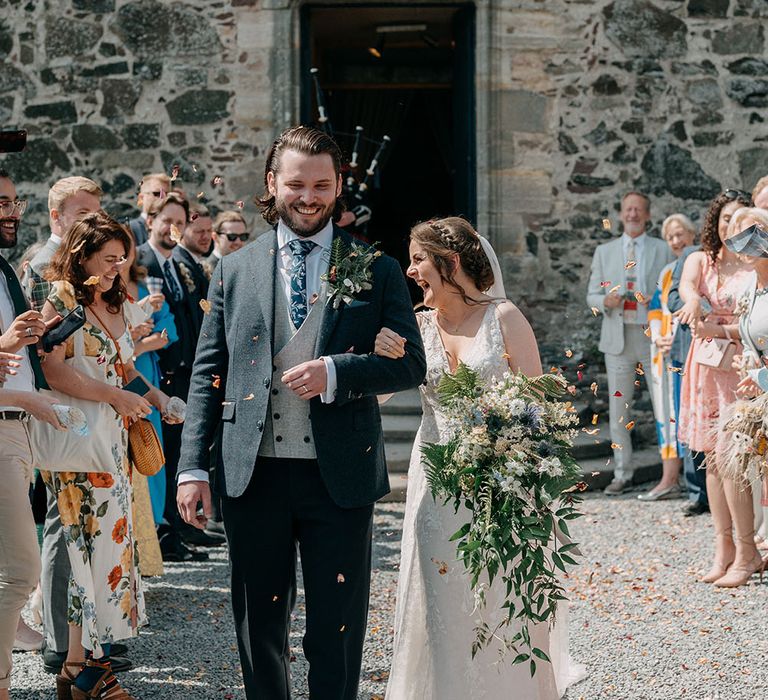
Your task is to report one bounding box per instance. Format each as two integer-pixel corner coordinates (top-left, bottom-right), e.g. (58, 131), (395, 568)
(2, 0), (768, 362)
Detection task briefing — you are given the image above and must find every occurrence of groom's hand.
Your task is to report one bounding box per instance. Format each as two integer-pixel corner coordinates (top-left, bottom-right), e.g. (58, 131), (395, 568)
(177, 481), (212, 530)
(282, 359), (327, 401)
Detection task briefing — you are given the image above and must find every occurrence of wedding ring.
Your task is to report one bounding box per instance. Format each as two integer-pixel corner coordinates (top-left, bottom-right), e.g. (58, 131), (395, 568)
(25, 327), (33, 337)
(301, 385), (308, 394)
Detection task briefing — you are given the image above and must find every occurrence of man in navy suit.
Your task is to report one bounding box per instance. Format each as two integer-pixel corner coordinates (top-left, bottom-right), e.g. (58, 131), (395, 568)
(129, 172), (171, 247)
(177, 127), (426, 699)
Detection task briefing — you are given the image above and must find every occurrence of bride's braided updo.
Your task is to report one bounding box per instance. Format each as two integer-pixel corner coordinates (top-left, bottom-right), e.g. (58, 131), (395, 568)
(410, 216), (495, 305)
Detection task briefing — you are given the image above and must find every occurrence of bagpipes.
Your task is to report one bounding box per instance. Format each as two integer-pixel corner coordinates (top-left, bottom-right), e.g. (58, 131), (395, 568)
(310, 68), (390, 233)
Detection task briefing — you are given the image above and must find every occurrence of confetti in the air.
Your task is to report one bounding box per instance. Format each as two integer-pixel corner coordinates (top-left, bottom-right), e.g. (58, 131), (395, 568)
(211, 175), (223, 187)
(591, 306), (600, 316)
(235, 200), (245, 209)
(84, 276), (100, 286)
(212, 375), (221, 389)
(625, 260), (637, 270)
(170, 224), (183, 243)
(171, 164), (180, 181)
(602, 218), (611, 230)
(625, 421), (635, 430)
(199, 299), (212, 314)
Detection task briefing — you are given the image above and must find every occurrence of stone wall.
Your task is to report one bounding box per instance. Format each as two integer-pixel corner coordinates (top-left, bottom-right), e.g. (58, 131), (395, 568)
(2, 0), (768, 367)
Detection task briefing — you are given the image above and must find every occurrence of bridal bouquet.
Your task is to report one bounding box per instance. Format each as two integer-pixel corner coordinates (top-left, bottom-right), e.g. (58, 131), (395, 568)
(422, 365), (583, 675)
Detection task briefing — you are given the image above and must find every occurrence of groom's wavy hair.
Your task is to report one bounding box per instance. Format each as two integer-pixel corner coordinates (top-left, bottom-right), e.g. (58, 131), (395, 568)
(257, 126), (345, 225)
(411, 217), (495, 307)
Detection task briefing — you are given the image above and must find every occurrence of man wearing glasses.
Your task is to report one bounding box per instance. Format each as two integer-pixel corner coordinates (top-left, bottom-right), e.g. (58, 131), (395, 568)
(129, 172), (172, 246)
(210, 210), (250, 270)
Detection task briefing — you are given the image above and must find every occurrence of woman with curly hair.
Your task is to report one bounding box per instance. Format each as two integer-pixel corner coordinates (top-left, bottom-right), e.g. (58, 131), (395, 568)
(677, 190), (759, 587)
(40, 212), (181, 699)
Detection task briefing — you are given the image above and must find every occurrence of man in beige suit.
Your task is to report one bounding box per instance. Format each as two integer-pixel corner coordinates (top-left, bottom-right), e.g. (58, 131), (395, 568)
(587, 192), (674, 495)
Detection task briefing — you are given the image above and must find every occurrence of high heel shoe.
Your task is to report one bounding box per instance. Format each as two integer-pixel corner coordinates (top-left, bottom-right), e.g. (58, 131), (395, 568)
(700, 530), (735, 583)
(56, 661), (85, 700)
(714, 553), (768, 588)
(69, 660), (137, 700)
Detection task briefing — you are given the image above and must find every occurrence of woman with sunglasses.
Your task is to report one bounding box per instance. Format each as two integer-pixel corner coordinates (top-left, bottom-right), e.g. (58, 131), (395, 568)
(676, 189), (760, 587)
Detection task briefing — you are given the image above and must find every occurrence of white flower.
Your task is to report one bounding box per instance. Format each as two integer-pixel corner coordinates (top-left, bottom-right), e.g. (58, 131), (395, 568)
(538, 457), (563, 477)
(508, 399), (526, 417)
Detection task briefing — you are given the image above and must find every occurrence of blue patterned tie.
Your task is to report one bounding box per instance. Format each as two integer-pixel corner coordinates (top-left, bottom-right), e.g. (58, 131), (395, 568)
(163, 259), (182, 302)
(287, 239), (317, 328)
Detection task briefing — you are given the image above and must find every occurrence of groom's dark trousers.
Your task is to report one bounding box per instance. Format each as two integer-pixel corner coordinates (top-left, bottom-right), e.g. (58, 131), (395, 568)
(223, 457), (373, 699)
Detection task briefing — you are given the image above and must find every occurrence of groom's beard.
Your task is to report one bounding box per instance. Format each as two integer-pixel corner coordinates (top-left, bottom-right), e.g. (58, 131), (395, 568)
(276, 197), (335, 238)
(0, 218), (19, 248)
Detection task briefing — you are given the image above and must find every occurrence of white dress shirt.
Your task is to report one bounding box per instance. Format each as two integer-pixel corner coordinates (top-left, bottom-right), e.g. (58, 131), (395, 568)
(148, 241), (183, 292)
(622, 232), (648, 325)
(0, 273), (36, 410)
(178, 220), (339, 485)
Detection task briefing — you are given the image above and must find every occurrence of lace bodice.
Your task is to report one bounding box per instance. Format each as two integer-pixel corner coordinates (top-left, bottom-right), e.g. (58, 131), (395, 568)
(418, 301), (510, 442)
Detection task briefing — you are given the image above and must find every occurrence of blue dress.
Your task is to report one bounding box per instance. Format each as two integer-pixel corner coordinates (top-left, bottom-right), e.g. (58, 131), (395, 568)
(134, 283), (179, 524)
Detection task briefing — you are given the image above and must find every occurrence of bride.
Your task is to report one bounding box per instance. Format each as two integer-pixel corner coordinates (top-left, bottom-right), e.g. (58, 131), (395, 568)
(374, 218), (585, 699)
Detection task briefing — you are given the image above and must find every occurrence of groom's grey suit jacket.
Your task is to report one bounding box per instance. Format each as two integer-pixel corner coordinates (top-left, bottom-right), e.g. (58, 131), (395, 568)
(177, 225), (426, 508)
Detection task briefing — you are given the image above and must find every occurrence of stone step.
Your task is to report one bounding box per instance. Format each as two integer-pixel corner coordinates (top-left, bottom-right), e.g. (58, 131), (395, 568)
(385, 441), (413, 473)
(382, 413), (421, 441)
(571, 431), (613, 459)
(380, 389), (422, 416)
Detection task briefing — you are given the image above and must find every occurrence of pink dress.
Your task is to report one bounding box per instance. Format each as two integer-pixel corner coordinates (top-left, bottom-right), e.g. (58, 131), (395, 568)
(678, 257), (750, 453)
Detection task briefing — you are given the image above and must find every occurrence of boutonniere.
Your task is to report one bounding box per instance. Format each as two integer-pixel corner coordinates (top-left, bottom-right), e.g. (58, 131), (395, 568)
(177, 261), (196, 294)
(734, 294), (750, 317)
(322, 237), (382, 309)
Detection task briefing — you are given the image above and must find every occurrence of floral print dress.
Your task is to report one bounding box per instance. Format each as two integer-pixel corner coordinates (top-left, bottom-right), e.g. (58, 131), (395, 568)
(43, 282), (147, 656)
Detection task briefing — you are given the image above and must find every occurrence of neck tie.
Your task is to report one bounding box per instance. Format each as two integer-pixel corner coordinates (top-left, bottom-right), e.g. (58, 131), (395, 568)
(624, 239), (638, 324)
(0, 255), (49, 390)
(287, 239), (317, 328)
(163, 259), (182, 302)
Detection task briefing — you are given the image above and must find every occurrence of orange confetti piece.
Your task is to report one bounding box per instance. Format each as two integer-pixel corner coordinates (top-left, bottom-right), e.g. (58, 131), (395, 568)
(84, 275), (100, 286)
(590, 382), (598, 396)
(602, 218), (612, 230)
(634, 291), (647, 303)
(243, 393), (254, 401)
(613, 391), (623, 397)
(625, 421), (635, 430)
(199, 299), (212, 314)
(565, 349), (573, 358)
(643, 326), (652, 337)
(610, 443), (624, 450)
(609, 284), (622, 295)
(70, 240), (86, 254)
(212, 375), (221, 389)
(170, 224), (182, 243)
(624, 260), (637, 270)
(337, 573), (346, 583)
(591, 306), (600, 316)
(591, 413), (598, 425)
(431, 558), (448, 575)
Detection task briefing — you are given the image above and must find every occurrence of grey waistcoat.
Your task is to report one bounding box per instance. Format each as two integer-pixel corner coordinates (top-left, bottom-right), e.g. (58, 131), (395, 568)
(258, 274), (325, 459)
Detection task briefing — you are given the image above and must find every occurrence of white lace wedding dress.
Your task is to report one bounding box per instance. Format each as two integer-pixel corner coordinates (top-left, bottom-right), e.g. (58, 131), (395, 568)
(387, 302), (586, 699)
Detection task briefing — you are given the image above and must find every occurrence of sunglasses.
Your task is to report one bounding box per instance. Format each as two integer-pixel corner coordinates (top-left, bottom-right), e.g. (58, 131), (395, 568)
(0, 199), (27, 217)
(724, 188), (753, 203)
(223, 233), (250, 242)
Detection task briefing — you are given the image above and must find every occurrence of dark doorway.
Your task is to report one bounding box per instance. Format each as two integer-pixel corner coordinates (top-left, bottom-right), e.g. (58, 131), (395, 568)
(301, 3), (476, 276)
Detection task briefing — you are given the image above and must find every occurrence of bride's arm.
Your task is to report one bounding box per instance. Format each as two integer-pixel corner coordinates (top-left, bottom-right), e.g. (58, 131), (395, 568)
(495, 301), (542, 376)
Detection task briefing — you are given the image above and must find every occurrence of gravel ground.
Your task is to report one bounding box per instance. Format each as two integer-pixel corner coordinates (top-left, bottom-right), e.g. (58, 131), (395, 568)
(10, 495), (768, 699)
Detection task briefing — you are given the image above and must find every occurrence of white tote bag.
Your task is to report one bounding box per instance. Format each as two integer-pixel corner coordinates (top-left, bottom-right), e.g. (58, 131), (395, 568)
(29, 322), (123, 473)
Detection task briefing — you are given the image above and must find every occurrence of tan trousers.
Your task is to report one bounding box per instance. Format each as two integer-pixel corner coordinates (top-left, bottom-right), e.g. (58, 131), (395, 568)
(0, 420), (40, 689)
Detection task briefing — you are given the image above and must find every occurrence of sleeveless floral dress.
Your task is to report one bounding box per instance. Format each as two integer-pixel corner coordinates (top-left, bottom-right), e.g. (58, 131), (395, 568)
(387, 301), (584, 699)
(43, 282), (146, 656)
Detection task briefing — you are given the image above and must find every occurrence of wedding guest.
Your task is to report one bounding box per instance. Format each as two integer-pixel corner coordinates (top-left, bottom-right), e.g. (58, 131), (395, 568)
(137, 194), (217, 560)
(40, 211), (180, 698)
(121, 238), (177, 528)
(210, 210), (250, 268)
(129, 172), (171, 247)
(752, 175), (768, 210)
(729, 207), (768, 557)
(23, 176), (102, 312)
(639, 214), (696, 501)
(18, 176), (105, 675)
(676, 193), (758, 587)
(587, 192), (674, 495)
(174, 201), (214, 295)
(0, 169), (62, 700)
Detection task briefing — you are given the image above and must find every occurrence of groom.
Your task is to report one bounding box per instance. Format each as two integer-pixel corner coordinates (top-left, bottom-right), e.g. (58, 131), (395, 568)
(176, 126), (426, 699)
